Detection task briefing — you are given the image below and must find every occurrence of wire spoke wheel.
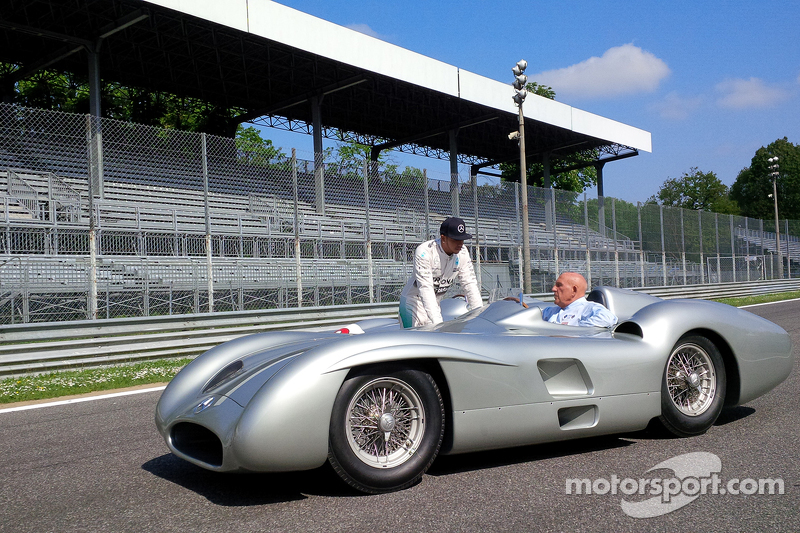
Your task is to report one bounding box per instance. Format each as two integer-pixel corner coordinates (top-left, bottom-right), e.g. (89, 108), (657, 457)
(345, 377), (425, 468)
(328, 366), (444, 493)
(659, 335), (726, 437)
(666, 343), (717, 416)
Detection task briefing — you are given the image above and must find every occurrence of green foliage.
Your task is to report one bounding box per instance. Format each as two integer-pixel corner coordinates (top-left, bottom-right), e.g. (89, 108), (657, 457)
(525, 81), (556, 100)
(390, 166), (426, 189)
(235, 125), (286, 165)
(586, 197), (640, 241)
(324, 141), (425, 188)
(648, 167), (739, 214)
(526, 81), (556, 100)
(730, 137), (800, 223)
(499, 155), (599, 193)
(4, 61), (244, 136)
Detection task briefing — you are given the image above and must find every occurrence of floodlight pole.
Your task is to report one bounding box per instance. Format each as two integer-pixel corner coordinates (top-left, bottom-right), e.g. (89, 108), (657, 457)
(518, 103), (531, 294)
(511, 59), (531, 293)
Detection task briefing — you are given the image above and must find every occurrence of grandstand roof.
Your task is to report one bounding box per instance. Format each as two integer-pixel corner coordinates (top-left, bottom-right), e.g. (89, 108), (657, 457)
(0, 0), (651, 168)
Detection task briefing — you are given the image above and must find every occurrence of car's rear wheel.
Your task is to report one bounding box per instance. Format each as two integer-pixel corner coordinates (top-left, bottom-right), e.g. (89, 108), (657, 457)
(328, 365), (444, 493)
(658, 335), (726, 437)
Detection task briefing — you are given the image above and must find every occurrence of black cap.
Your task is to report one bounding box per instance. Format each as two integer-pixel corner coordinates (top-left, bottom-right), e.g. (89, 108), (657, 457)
(440, 217), (472, 240)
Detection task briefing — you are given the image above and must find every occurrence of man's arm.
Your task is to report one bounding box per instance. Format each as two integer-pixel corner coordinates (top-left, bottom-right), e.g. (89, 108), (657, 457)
(456, 247), (483, 310)
(580, 303), (618, 327)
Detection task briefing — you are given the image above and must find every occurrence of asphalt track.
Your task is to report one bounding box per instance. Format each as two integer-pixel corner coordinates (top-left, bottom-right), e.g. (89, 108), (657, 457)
(1, 301), (799, 533)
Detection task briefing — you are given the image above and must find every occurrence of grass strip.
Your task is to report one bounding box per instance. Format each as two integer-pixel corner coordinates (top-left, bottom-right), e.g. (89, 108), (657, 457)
(0, 358), (193, 404)
(715, 290), (800, 308)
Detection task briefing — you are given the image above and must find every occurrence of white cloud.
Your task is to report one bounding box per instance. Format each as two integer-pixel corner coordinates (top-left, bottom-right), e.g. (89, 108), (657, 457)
(715, 77), (790, 109)
(649, 91), (704, 120)
(529, 44), (671, 99)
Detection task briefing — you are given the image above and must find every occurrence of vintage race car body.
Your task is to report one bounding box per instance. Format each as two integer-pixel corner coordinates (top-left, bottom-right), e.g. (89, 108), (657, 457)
(155, 287), (792, 493)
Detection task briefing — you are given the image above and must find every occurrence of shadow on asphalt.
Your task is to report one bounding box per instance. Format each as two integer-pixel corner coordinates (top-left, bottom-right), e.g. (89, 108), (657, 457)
(142, 407), (757, 503)
(427, 435), (633, 477)
(714, 405), (756, 426)
(142, 453), (363, 505)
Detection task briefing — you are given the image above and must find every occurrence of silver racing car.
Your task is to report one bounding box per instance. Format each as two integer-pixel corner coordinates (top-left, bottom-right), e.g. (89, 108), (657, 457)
(155, 287), (792, 493)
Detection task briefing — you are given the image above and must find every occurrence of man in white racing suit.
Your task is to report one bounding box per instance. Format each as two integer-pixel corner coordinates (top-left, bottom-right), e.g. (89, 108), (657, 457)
(399, 217), (483, 328)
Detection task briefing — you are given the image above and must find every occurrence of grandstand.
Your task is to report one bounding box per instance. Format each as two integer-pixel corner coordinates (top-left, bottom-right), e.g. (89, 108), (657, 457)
(0, 104), (794, 323)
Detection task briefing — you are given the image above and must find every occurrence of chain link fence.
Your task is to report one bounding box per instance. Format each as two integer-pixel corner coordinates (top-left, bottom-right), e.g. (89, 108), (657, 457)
(1, 103), (798, 323)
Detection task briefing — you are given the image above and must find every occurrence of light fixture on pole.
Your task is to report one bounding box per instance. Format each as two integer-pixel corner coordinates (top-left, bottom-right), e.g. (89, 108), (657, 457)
(511, 59), (531, 294)
(768, 156), (782, 278)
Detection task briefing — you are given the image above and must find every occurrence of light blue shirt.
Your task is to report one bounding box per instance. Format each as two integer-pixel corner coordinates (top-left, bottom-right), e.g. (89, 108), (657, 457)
(542, 297), (618, 327)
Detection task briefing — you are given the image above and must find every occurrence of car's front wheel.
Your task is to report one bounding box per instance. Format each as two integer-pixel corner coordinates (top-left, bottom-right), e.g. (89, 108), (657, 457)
(658, 335), (726, 437)
(328, 365), (444, 493)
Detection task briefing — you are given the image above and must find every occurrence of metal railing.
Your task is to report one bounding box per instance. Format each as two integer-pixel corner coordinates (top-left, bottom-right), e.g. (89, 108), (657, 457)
(1, 279), (798, 377)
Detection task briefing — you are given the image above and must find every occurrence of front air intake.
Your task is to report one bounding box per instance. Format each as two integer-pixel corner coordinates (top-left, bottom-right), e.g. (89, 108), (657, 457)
(170, 422), (223, 467)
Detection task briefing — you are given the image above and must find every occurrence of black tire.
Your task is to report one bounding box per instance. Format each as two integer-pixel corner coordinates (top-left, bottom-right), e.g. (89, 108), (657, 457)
(658, 335), (726, 437)
(328, 365), (445, 493)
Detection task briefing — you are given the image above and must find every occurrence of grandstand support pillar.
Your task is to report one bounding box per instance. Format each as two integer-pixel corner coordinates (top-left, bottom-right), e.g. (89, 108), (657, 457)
(449, 129), (459, 216)
(87, 47), (104, 200)
(595, 162), (605, 238)
(312, 96), (325, 215)
(471, 167), (482, 292)
(364, 159), (374, 303)
(293, 149), (303, 307)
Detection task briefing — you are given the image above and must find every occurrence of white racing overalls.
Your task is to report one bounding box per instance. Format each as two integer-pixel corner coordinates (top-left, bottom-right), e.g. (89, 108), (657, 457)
(399, 238), (482, 327)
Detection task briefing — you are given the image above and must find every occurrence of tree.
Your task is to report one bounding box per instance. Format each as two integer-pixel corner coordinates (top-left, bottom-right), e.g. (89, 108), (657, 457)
(500, 81), (598, 192)
(3, 61), (244, 136)
(647, 167), (739, 214)
(235, 125), (286, 165)
(730, 137), (800, 223)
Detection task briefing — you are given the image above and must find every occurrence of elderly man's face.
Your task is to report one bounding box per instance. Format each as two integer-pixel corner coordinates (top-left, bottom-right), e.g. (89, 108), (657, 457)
(552, 273), (584, 309)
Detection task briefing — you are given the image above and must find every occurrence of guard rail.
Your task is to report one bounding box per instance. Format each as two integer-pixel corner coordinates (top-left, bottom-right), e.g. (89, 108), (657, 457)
(1, 279), (799, 378)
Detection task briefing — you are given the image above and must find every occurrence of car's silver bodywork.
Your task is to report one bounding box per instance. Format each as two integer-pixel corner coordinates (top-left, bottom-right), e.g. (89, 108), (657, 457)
(155, 287), (792, 475)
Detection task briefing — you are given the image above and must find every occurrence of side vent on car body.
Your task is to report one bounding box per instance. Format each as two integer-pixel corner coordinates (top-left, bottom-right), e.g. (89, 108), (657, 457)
(537, 358), (594, 398)
(558, 405), (598, 430)
(613, 321), (644, 338)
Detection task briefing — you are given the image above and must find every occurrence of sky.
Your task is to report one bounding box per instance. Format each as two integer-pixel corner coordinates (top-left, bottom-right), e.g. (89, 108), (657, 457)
(261, 0), (800, 204)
